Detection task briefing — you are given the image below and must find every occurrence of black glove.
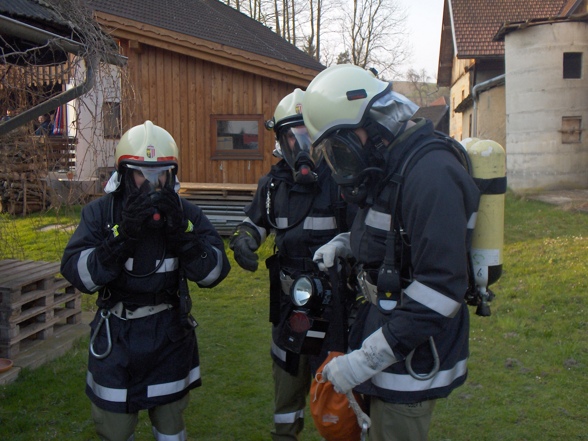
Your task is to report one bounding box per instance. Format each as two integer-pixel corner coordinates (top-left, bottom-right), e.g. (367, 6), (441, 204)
(94, 235), (138, 271)
(156, 186), (193, 253)
(118, 188), (156, 240)
(157, 186), (186, 235)
(229, 223), (261, 272)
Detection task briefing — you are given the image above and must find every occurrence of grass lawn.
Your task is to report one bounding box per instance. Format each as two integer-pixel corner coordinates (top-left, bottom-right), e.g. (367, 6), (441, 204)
(0, 192), (587, 440)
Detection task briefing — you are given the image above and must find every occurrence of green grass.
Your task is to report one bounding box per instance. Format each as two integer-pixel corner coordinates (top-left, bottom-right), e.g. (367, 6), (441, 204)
(1, 193), (587, 440)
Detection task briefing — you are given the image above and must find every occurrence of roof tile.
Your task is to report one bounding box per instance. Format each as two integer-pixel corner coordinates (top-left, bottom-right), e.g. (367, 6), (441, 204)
(89, 0), (324, 71)
(451, 0), (569, 57)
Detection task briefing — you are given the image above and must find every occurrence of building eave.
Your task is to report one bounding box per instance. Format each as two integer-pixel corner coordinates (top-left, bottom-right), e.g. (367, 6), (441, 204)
(95, 12), (321, 87)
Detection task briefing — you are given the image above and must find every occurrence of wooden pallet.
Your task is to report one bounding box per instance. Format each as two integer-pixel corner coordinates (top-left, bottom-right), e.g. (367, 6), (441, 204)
(0, 259), (81, 358)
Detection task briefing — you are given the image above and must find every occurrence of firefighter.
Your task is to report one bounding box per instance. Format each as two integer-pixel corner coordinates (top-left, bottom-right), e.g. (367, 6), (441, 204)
(229, 89), (355, 440)
(61, 121), (230, 441)
(303, 64), (481, 441)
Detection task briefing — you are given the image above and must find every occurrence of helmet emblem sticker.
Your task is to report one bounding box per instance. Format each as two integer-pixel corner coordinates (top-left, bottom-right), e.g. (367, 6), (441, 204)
(146, 145), (156, 159)
(295, 103), (303, 114)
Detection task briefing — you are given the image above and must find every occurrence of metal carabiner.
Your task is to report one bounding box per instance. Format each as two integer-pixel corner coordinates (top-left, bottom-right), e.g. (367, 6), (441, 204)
(405, 336), (440, 381)
(89, 309), (113, 360)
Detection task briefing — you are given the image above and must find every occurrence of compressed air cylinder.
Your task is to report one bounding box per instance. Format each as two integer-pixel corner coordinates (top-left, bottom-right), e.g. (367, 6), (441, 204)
(460, 137), (480, 151)
(466, 139), (506, 289)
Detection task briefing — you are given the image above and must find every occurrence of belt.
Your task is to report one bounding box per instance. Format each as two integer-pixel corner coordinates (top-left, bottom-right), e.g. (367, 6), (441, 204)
(278, 255), (318, 272)
(110, 301), (172, 320)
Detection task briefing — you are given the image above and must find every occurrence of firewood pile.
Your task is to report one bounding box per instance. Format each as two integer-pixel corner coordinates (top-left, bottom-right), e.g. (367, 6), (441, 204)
(0, 134), (73, 215)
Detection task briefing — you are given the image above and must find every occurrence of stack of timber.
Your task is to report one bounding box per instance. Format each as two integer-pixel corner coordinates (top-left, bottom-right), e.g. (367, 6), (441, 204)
(0, 135), (75, 215)
(0, 259), (81, 359)
(179, 183), (257, 236)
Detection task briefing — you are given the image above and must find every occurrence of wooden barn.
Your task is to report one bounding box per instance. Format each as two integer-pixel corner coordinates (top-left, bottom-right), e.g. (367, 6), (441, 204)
(1, 0), (324, 230)
(90, 0), (325, 187)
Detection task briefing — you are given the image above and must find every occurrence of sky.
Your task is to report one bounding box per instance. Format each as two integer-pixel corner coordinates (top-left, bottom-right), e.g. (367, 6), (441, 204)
(395, 0), (445, 80)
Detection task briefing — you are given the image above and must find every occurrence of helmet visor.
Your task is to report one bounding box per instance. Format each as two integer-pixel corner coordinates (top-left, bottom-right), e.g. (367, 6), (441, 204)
(126, 164), (175, 190)
(315, 130), (368, 184)
(277, 125), (322, 170)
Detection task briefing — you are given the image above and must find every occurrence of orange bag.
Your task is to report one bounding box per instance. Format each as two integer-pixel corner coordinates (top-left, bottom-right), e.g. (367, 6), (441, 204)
(310, 351), (367, 441)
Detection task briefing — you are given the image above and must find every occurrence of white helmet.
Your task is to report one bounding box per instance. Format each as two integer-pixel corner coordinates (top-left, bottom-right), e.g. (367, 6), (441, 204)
(266, 89), (322, 182)
(302, 64), (419, 145)
(113, 121), (179, 190)
(115, 120), (179, 169)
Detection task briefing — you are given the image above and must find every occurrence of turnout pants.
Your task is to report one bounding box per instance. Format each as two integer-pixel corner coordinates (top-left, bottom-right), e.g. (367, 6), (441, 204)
(368, 396), (436, 441)
(92, 393), (190, 441)
(271, 355), (311, 441)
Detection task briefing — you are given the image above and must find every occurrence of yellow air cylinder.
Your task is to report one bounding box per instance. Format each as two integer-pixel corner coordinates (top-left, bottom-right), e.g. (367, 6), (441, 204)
(466, 139), (506, 292)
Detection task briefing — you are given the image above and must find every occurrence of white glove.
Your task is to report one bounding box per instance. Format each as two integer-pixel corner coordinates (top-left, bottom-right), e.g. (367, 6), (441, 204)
(313, 232), (353, 272)
(322, 328), (398, 394)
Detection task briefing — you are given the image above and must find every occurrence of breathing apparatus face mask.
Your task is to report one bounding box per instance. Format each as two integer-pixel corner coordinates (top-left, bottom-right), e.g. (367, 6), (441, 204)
(277, 125), (323, 184)
(125, 164), (175, 196)
(314, 130), (384, 204)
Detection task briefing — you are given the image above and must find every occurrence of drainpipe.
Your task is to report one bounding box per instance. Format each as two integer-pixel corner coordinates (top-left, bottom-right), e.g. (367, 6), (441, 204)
(471, 74), (505, 137)
(0, 14), (126, 136)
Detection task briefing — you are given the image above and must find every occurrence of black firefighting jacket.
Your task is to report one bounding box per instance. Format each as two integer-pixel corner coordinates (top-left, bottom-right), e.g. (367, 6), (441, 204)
(243, 160), (353, 373)
(60, 189), (230, 412)
(349, 119), (481, 403)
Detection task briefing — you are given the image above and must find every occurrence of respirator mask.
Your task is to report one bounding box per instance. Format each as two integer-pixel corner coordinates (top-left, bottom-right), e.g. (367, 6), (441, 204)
(278, 125), (323, 184)
(125, 164), (176, 228)
(314, 130), (384, 205)
(126, 164), (175, 194)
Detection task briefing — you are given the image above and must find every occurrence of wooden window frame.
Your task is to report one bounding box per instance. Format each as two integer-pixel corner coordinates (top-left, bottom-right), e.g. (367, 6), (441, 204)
(210, 114), (264, 160)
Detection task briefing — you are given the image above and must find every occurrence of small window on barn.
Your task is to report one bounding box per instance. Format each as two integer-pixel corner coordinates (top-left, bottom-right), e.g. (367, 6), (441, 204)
(103, 102), (121, 139)
(561, 116), (582, 144)
(563, 52), (582, 79)
(211, 115), (264, 160)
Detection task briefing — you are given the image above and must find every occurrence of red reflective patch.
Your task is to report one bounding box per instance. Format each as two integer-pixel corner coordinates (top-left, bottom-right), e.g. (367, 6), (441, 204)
(289, 312), (311, 332)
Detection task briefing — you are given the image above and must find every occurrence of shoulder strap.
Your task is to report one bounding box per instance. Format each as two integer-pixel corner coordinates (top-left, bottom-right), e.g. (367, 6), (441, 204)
(377, 133), (470, 294)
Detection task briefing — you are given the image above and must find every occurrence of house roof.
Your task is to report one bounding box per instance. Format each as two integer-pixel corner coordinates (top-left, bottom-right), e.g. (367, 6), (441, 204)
(88, 0), (324, 73)
(449, 0), (569, 59)
(414, 104), (449, 128)
(0, 0), (74, 35)
(437, 0), (572, 85)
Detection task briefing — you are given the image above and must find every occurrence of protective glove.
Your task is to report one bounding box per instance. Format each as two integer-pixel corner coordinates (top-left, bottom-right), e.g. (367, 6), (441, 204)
(156, 187), (209, 259)
(322, 328), (398, 394)
(313, 232), (353, 272)
(157, 186), (187, 236)
(118, 187), (156, 240)
(229, 223), (261, 272)
(94, 234), (138, 271)
(157, 186), (188, 246)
